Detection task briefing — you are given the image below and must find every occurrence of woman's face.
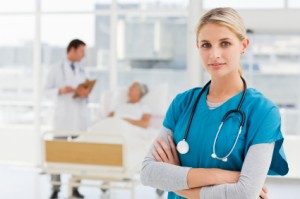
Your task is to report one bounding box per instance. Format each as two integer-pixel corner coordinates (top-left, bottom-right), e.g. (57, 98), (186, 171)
(128, 82), (142, 103)
(197, 23), (248, 78)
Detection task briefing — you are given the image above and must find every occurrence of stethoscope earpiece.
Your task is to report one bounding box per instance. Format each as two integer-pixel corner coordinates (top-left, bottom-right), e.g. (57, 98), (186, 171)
(211, 153), (228, 162)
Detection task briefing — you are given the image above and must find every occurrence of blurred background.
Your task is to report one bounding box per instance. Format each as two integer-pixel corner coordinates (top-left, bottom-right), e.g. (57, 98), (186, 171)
(0, 0), (300, 198)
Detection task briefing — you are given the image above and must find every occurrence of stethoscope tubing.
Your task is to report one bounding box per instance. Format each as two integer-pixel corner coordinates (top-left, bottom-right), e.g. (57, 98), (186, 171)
(182, 80), (211, 140)
(179, 76), (247, 160)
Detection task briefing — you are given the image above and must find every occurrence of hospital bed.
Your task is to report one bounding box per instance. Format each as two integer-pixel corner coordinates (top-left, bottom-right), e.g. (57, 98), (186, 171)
(42, 129), (142, 199)
(41, 84), (169, 198)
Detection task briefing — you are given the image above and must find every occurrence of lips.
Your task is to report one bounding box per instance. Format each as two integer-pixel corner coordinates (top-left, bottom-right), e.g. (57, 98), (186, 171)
(209, 62), (225, 66)
(208, 62), (225, 69)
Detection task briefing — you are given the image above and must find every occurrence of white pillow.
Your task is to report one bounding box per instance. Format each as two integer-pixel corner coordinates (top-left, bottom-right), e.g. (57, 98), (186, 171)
(99, 84), (169, 118)
(98, 88), (127, 119)
(141, 83), (168, 116)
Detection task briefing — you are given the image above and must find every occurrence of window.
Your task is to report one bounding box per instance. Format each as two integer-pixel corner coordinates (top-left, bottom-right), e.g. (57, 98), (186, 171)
(118, 0), (188, 9)
(0, 0), (34, 12)
(42, 0), (111, 12)
(203, 0), (284, 9)
(243, 34), (300, 135)
(117, 16), (188, 98)
(0, 16), (34, 125)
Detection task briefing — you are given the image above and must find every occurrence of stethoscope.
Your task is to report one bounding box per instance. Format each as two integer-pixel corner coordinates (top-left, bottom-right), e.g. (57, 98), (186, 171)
(176, 77), (247, 162)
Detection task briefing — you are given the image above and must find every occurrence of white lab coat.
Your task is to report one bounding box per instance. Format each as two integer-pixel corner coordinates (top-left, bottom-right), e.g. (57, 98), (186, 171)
(44, 60), (88, 131)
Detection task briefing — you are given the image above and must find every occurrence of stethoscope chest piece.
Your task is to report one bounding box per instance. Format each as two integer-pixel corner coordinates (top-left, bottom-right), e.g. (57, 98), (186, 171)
(177, 139), (189, 154)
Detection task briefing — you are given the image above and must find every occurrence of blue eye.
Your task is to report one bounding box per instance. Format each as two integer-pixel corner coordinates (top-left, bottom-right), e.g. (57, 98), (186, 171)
(221, 41), (231, 47)
(201, 43), (211, 48)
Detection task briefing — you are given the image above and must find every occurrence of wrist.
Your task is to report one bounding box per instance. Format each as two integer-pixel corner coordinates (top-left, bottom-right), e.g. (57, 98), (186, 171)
(213, 169), (239, 184)
(188, 168), (219, 188)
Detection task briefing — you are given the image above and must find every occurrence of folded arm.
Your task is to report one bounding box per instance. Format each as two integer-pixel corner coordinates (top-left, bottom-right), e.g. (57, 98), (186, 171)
(141, 127), (240, 191)
(161, 141), (273, 199)
(141, 126), (273, 199)
(199, 143), (274, 199)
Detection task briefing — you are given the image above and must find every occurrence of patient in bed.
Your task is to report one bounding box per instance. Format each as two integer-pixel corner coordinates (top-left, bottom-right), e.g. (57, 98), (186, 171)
(80, 82), (154, 198)
(74, 82), (167, 199)
(107, 81), (152, 128)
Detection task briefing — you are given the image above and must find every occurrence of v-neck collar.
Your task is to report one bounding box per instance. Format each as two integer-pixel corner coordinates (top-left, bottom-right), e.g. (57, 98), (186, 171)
(201, 87), (245, 112)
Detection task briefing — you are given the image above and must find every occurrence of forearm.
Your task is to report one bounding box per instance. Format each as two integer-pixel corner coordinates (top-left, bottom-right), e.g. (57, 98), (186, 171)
(187, 168), (239, 188)
(200, 143), (274, 199)
(176, 188), (201, 199)
(126, 118), (149, 128)
(141, 159), (191, 191)
(141, 127), (238, 191)
(141, 127), (190, 191)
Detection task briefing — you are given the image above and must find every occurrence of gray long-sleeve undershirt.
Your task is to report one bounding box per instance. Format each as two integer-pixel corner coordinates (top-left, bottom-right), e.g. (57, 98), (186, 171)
(140, 126), (275, 198)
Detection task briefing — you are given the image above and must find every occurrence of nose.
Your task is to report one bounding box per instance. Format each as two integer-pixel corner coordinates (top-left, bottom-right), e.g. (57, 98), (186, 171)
(209, 47), (221, 59)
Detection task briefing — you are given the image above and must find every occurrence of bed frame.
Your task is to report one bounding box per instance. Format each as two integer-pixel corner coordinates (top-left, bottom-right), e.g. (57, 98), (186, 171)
(42, 131), (139, 199)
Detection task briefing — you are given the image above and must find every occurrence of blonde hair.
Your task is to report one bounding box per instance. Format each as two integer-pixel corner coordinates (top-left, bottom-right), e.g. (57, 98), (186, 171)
(196, 7), (247, 76)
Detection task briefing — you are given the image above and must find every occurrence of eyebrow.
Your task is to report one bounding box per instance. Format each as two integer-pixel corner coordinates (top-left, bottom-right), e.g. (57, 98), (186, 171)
(199, 38), (232, 43)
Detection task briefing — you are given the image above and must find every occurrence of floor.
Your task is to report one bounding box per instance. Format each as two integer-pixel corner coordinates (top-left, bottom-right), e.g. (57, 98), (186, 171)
(0, 164), (300, 199)
(0, 165), (167, 199)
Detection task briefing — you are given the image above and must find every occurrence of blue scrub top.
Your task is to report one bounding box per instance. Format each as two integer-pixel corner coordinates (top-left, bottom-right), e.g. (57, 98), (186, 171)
(163, 87), (289, 199)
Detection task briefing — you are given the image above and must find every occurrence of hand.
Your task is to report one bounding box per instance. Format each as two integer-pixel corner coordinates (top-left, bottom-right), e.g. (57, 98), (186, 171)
(75, 86), (89, 98)
(108, 112), (114, 117)
(259, 185), (268, 199)
(59, 86), (74, 94)
(176, 188), (201, 199)
(152, 135), (180, 166)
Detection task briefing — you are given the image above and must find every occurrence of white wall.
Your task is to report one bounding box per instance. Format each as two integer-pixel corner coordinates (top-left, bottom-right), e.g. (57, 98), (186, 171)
(0, 126), (39, 166)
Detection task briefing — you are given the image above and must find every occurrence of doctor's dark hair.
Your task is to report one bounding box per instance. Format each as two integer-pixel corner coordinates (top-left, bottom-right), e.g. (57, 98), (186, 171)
(196, 7), (247, 76)
(67, 39), (86, 52)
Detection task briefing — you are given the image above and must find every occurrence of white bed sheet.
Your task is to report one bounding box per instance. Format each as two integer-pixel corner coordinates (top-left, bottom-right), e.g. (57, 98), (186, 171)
(76, 118), (159, 177)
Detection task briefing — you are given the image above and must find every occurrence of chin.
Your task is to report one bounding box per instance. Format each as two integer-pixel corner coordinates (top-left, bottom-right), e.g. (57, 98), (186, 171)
(209, 69), (226, 77)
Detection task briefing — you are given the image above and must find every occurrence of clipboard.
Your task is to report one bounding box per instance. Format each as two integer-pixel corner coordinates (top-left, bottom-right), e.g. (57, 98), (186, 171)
(73, 79), (96, 98)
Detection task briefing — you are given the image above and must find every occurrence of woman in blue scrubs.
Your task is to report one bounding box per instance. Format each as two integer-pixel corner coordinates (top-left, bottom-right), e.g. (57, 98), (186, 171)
(141, 7), (289, 199)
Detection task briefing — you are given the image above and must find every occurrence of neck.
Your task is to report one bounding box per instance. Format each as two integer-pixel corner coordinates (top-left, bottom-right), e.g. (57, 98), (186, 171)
(128, 98), (139, 103)
(67, 55), (76, 63)
(207, 74), (244, 103)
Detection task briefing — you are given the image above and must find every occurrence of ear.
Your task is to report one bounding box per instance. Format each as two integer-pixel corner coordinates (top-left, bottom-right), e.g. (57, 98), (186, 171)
(196, 42), (200, 49)
(241, 38), (250, 53)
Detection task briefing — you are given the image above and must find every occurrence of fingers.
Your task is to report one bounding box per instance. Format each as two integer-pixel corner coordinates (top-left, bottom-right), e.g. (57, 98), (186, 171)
(153, 139), (169, 162)
(259, 194), (268, 199)
(158, 137), (173, 160)
(66, 86), (75, 92)
(168, 135), (176, 154)
(262, 185), (268, 193)
(152, 135), (181, 166)
(152, 150), (163, 162)
(259, 186), (268, 199)
(153, 136), (175, 163)
(168, 135), (179, 163)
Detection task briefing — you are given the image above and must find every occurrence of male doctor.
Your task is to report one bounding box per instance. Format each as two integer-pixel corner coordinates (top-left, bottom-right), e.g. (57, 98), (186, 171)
(45, 39), (89, 199)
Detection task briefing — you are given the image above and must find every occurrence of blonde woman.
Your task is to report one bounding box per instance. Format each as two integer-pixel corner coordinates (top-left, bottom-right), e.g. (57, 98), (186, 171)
(141, 7), (288, 199)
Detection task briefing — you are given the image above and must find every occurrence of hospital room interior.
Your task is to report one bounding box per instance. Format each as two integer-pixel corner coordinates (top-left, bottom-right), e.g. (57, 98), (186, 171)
(1, 0), (300, 199)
